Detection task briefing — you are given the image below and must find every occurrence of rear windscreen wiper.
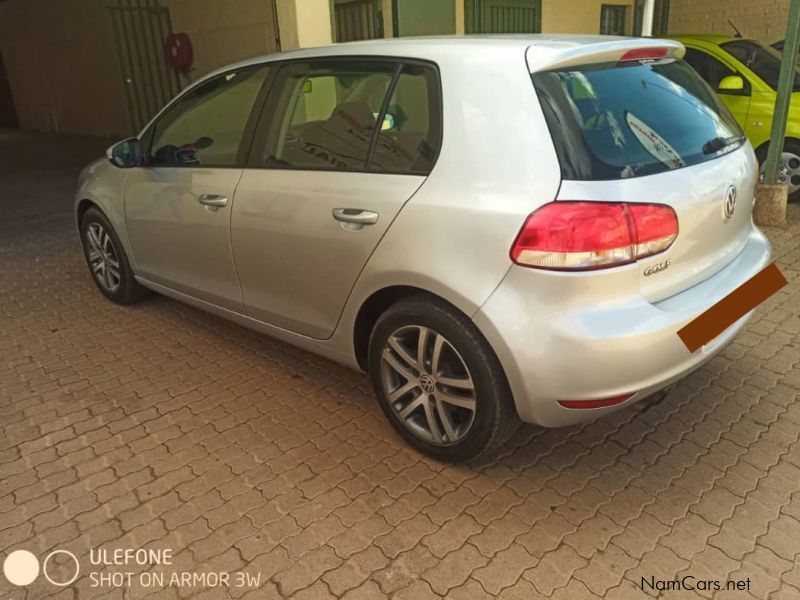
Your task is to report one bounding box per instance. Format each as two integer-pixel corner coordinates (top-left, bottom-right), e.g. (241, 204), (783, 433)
(702, 135), (746, 155)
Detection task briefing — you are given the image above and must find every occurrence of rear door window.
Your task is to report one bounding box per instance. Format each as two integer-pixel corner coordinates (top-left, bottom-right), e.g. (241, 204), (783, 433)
(263, 61), (396, 171)
(258, 59), (441, 174)
(532, 58), (744, 180)
(370, 64), (440, 175)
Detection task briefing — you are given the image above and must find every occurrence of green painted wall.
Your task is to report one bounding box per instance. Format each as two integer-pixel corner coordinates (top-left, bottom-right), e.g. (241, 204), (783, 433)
(395, 0), (456, 36)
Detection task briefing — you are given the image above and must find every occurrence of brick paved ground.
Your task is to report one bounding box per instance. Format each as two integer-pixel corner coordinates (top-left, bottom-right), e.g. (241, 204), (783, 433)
(1, 129), (799, 600)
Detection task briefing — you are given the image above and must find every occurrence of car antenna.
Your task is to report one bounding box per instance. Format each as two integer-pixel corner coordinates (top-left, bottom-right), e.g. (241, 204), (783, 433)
(728, 20), (743, 38)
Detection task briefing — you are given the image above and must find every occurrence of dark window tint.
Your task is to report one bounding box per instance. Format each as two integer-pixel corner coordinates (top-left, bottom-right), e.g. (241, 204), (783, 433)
(599, 5), (627, 36)
(370, 64), (439, 175)
(149, 67), (269, 167)
(264, 61), (396, 171)
(683, 48), (736, 89)
(532, 59), (744, 181)
(722, 39), (800, 90)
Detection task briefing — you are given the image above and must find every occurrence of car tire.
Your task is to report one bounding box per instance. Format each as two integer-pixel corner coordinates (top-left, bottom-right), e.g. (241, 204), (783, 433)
(757, 140), (800, 203)
(367, 294), (519, 462)
(79, 207), (150, 305)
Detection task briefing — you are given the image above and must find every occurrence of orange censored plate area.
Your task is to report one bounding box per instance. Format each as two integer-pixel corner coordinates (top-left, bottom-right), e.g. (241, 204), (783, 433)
(678, 262), (788, 353)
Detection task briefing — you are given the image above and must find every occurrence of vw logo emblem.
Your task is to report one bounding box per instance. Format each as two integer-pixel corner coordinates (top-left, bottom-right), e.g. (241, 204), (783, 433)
(419, 374), (435, 394)
(723, 185), (737, 220)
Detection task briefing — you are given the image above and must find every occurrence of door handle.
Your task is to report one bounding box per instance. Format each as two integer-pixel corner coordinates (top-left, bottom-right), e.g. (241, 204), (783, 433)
(332, 208), (379, 225)
(199, 194), (229, 208)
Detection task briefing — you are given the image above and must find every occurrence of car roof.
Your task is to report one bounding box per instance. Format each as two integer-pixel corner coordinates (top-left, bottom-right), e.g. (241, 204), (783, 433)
(210, 34), (644, 69)
(245, 34), (635, 61)
(202, 34), (683, 81)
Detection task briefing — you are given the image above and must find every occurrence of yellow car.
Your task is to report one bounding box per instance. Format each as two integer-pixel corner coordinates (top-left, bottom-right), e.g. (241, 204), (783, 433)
(672, 35), (800, 200)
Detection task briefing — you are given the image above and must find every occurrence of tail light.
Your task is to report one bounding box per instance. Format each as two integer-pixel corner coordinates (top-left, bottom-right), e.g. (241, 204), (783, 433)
(510, 201), (678, 271)
(619, 47), (669, 61)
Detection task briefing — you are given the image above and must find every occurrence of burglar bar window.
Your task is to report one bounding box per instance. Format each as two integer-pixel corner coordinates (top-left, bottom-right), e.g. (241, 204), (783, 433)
(600, 4), (628, 36)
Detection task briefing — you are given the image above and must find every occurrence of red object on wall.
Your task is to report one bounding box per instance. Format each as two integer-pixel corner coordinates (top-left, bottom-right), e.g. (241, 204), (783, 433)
(164, 32), (193, 74)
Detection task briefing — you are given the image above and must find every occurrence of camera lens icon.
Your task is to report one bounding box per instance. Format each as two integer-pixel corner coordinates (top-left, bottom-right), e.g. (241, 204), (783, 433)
(3, 550), (39, 586)
(3, 549), (80, 587)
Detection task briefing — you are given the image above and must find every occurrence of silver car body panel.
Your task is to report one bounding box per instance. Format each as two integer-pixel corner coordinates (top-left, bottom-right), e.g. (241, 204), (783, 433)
(556, 145), (758, 303)
(124, 166), (245, 311)
(475, 225), (770, 426)
(77, 159), (133, 262)
(231, 170), (426, 339)
(76, 35), (772, 427)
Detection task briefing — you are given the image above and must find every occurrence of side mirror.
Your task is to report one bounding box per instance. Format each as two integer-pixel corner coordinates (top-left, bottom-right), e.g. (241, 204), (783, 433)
(381, 113), (396, 131)
(106, 137), (142, 168)
(718, 75), (745, 92)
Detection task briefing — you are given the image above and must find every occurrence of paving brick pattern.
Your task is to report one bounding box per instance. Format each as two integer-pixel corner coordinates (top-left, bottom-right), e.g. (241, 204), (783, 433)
(1, 130), (800, 599)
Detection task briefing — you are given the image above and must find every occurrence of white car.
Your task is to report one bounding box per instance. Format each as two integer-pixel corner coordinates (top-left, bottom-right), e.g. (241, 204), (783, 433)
(76, 36), (771, 460)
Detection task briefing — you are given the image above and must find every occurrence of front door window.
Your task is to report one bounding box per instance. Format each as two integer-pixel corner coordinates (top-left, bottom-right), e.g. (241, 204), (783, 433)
(149, 67), (269, 167)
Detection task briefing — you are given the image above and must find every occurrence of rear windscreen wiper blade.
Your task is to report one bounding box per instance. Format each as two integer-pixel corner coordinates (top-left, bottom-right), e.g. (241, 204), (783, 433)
(702, 135), (746, 155)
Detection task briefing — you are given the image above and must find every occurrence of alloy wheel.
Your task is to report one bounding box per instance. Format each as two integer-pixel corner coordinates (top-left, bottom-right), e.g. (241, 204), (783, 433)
(761, 151), (800, 195)
(380, 325), (477, 446)
(85, 222), (121, 294)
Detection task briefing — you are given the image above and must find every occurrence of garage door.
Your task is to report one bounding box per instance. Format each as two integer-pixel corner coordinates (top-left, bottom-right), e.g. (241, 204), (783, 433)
(108, 0), (183, 133)
(465, 0), (542, 34)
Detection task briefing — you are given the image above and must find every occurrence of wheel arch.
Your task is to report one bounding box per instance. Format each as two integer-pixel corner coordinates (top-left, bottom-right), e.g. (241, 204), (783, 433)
(353, 285), (434, 372)
(351, 285), (515, 409)
(352, 284), (500, 375)
(74, 194), (138, 273)
(753, 136), (800, 161)
(76, 198), (100, 226)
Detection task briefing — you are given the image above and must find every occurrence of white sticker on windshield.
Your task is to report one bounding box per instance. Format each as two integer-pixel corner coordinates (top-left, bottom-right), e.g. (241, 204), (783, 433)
(625, 111), (686, 169)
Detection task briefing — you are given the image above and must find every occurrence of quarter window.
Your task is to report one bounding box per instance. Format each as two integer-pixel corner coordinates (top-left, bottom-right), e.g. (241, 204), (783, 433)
(149, 67), (269, 167)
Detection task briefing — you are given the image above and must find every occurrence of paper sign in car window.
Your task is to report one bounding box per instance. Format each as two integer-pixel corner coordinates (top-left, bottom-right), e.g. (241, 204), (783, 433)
(625, 111), (686, 170)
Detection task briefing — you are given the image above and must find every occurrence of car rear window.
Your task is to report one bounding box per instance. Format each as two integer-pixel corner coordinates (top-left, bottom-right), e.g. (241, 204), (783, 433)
(532, 58), (744, 181)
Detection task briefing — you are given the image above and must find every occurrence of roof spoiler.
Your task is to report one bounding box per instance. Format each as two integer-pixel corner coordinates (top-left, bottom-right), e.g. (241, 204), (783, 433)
(526, 38), (685, 72)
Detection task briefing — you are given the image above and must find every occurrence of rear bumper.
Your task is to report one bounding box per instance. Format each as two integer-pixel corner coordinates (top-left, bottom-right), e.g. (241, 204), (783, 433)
(474, 225), (771, 427)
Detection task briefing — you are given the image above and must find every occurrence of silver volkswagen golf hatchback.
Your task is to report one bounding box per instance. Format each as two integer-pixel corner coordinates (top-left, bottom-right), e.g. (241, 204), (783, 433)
(76, 35), (771, 461)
